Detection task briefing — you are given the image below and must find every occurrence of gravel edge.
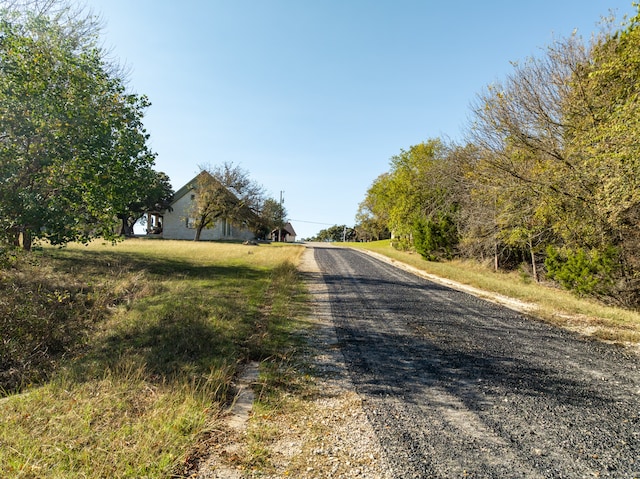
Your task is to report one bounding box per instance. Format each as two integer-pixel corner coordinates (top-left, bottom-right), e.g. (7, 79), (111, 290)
(192, 246), (392, 478)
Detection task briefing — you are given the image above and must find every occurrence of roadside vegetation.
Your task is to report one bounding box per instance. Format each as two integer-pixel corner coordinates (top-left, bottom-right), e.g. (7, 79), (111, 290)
(0, 239), (306, 478)
(349, 240), (640, 346)
(354, 6), (640, 310)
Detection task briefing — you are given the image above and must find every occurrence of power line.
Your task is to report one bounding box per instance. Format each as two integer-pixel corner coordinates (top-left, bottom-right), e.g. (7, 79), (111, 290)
(289, 219), (337, 226)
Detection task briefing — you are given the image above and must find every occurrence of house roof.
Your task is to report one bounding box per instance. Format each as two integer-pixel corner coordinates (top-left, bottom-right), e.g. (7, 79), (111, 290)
(170, 170), (209, 205)
(169, 170), (260, 225)
(283, 222), (296, 236)
(273, 222), (296, 236)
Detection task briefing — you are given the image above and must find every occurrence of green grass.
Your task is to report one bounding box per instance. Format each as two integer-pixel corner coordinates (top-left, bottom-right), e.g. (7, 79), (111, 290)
(0, 239), (306, 478)
(4, 237), (638, 477)
(348, 240), (640, 345)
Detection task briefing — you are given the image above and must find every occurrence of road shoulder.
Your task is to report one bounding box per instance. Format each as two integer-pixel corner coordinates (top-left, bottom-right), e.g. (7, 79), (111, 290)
(246, 245), (392, 478)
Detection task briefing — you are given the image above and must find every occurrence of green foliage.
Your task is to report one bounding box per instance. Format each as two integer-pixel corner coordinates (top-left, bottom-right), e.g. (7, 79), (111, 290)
(355, 186), (391, 241)
(0, 8), (158, 249)
(545, 246), (619, 297)
(357, 5), (640, 306)
(118, 170), (174, 236)
(360, 139), (463, 253)
(311, 224), (356, 242)
(456, 5), (640, 306)
(254, 197), (287, 240)
(190, 163), (264, 241)
(413, 211), (458, 261)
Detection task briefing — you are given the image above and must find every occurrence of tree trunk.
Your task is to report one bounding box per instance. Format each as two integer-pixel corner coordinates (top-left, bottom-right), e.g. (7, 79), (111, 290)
(11, 229), (20, 247)
(22, 229), (32, 251)
(195, 225), (202, 241)
(529, 239), (539, 283)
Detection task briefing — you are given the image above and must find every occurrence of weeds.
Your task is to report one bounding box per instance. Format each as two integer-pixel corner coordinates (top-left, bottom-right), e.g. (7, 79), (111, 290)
(0, 239), (305, 478)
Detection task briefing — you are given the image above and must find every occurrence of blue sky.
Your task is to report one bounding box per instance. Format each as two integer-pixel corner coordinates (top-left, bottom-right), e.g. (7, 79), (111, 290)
(86, 0), (635, 240)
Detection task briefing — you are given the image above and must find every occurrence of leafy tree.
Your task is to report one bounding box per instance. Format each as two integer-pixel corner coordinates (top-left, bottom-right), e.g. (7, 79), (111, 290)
(467, 36), (591, 244)
(464, 142), (554, 277)
(355, 183), (391, 241)
(561, 7), (640, 303)
(254, 197), (286, 240)
(190, 163), (264, 241)
(312, 225), (355, 242)
(358, 173), (394, 237)
(386, 140), (449, 240)
(468, 7), (640, 304)
(360, 139), (462, 253)
(0, 5), (157, 249)
(117, 171), (174, 237)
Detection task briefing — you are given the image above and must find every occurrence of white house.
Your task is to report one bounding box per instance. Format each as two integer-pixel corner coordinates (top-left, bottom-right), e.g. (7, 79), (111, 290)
(147, 172), (256, 241)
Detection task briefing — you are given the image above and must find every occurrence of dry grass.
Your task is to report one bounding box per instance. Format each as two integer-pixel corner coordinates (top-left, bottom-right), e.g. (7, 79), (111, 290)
(349, 240), (640, 348)
(0, 239), (306, 478)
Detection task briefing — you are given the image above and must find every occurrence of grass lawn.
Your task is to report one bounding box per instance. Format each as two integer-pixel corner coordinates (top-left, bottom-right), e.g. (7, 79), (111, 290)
(2, 237), (638, 478)
(0, 239), (306, 478)
(348, 240), (640, 346)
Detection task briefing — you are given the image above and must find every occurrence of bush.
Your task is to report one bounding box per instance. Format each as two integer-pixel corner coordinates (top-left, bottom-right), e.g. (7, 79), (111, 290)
(545, 246), (619, 298)
(413, 213), (458, 261)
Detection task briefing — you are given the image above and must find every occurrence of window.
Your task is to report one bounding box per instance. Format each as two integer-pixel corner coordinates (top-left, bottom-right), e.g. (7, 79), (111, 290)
(187, 195), (196, 228)
(220, 219), (232, 237)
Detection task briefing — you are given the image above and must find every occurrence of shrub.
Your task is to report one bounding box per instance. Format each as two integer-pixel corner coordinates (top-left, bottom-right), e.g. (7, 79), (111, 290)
(413, 213), (458, 261)
(545, 246), (619, 298)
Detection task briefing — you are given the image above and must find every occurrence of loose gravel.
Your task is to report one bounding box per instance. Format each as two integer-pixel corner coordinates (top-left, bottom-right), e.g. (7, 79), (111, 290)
(315, 245), (640, 478)
(191, 245), (392, 478)
(193, 245), (640, 478)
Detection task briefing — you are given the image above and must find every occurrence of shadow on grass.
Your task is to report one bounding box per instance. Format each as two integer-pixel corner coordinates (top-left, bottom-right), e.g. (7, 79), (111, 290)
(47, 246), (264, 281)
(34, 247), (278, 394)
(2, 243), (307, 404)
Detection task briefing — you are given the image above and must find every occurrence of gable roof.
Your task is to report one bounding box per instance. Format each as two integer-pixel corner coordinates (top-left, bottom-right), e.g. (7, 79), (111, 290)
(272, 222), (296, 236)
(283, 222), (296, 236)
(170, 170), (260, 226)
(170, 171), (210, 205)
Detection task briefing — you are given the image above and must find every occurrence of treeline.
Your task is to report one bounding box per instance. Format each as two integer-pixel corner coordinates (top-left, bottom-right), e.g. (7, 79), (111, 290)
(357, 7), (640, 308)
(309, 224), (357, 242)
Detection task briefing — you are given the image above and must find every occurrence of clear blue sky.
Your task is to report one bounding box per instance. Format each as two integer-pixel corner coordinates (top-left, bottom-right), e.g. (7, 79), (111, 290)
(86, 0), (635, 240)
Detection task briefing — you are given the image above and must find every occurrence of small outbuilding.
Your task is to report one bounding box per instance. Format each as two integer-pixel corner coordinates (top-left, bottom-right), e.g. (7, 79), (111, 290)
(271, 222), (297, 242)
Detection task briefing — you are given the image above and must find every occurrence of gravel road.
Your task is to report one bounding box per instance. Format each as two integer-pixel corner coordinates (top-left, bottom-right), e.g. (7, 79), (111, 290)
(313, 245), (640, 478)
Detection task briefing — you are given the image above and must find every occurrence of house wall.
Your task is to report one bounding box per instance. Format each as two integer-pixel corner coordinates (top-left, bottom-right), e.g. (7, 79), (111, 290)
(162, 190), (255, 241)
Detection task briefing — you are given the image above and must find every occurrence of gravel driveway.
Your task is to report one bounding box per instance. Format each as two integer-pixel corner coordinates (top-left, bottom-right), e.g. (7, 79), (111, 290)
(313, 245), (640, 478)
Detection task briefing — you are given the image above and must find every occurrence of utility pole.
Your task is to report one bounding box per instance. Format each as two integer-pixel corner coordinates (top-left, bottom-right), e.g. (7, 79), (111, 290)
(278, 191), (284, 242)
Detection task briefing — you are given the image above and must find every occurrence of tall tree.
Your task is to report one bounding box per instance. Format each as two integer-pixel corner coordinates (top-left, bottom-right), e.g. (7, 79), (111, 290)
(468, 9), (640, 305)
(116, 171), (174, 237)
(254, 197), (286, 240)
(360, 139), (462, 257)
(355, 195), (390, 242)
(560, 7), (640, 304)
(0, 4), (158, 249)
